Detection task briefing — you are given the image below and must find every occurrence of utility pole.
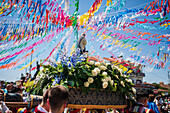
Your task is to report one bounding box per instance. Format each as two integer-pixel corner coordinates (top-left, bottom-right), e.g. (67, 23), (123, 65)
(29, 48), (33, 75)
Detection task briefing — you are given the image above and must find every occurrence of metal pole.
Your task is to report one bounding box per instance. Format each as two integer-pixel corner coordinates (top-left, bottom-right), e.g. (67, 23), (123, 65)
(29, 48), (33, 74)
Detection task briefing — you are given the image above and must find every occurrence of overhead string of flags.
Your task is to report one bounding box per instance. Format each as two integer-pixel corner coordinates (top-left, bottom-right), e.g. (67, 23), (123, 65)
(0, 0), (169, 73)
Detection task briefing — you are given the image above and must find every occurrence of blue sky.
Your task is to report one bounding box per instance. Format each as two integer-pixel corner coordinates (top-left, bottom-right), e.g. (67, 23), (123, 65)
(0, 0), (169, 84)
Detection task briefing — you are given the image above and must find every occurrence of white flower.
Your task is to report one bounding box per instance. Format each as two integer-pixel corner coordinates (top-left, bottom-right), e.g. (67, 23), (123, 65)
(105, 77), (109, 81)
(102, 82), (108, 89)
(102, 72), (107, 76)
(125, 78), (132, 83)
(106, 63), (111, 66)
(115, 75), (119, 79)
(84, 82), (89, 87)
(101, 79), (106, 82)
(88, 77), (94, 83)
(120, 81), (125, 87)
(100, 66), (107, 70)
(110, 80), (114, 86)
(108, 76), (111, 81)
(89, 61), (94, 65)
(94, 68), (100, 74)
(92, 70), (98, 76)
(95, 62), (100, 67)
(128, 79), (132, 83)
(132, 87), (136, 94)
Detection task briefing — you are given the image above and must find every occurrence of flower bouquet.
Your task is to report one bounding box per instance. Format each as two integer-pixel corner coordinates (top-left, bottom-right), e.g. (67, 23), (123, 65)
(31, 55), (135, 108)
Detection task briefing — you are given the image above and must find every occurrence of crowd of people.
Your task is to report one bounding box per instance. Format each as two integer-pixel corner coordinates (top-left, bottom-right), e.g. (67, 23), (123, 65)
(0, 85), (69, 113)
(0, 72), (33, 94)
(128, 90), (170, 113)
(0, 71), (170, 113)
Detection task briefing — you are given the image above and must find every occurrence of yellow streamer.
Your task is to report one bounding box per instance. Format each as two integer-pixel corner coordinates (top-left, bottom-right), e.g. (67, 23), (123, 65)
(130, 47), (138, 51)
(70, 43), (75, 56)
(127, 70), (133, 73)
(78, 0), (102, 26)
(106, 0), (112, 6)
(160, 23), (170, 27)
(19, 58), (36, 71)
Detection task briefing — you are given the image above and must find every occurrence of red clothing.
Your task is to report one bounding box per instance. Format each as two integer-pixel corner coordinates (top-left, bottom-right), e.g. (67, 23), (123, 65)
(34, 106), (45, 113)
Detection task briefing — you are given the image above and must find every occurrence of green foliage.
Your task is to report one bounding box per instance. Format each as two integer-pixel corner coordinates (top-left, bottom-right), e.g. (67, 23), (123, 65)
(32, 61), (135, 96)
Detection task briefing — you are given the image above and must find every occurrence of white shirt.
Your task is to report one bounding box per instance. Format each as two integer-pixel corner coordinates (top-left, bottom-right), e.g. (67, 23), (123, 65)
(37, 105), (48, 113)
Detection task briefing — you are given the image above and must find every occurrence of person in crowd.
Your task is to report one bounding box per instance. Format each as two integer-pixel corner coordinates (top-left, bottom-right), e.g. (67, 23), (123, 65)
(20, 73), (26, 85)
(34, 89), (50, 113)
(0, 101), (12, 113)
(25, 73), (29, 83)
(17, 89), (50, 113)
(154, 96), (162, 112)
(48, 85), (69, 113)
(128, 90), (155, 113)
(6, 84), (13, 93)
(77, 33), (87, 55)
(0, 81), (6, 89)
(147, 94), (160, 113)
(160, 103), (168, 113)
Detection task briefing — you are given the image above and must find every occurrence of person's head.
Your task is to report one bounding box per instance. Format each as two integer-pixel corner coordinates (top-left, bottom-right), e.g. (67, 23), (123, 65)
(48, 85), (69, 113)
(10, 82), (14, 86)
(163, 102), (166, 106)
(1, 81), (4, 84)
(41, 89), (50, 112)
(6, 84), (13, 92)
(157, 96), (160, 100)
(26, 73), (29, 77)
(28, 73), (31, 78)
(136, 90), (149, 106)
(148, 94), (155, 102)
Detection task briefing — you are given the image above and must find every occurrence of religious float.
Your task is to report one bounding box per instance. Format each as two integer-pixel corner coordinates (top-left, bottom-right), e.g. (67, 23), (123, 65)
(26, 51), (136, 109)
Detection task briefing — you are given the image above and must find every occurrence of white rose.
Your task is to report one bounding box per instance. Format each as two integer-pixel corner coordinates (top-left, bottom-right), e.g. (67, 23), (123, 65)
(94, 68), (100, 74)
(102, 72), (107, 76)
(105, 77), (109, 81)
(108, 76), (111, 81)
(110, 80), (114, 86)
(132, 87), (136, 94)
(89, 61), (94, 65)
(102, 82), (108, 89)
(120, 81), (125, 87)
(101, 78), (106, 82)
(88, 77), (94, 83)
(92, 70), (98, 76)
(100, 66), (107, 70)
(84, 82), (89, 87)
(95, 62), (100, 67)
(106, 63), (111, 66)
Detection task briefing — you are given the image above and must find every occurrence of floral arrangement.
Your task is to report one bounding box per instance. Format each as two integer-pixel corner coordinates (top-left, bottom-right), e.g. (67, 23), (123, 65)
(32, 58), (136, 96)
